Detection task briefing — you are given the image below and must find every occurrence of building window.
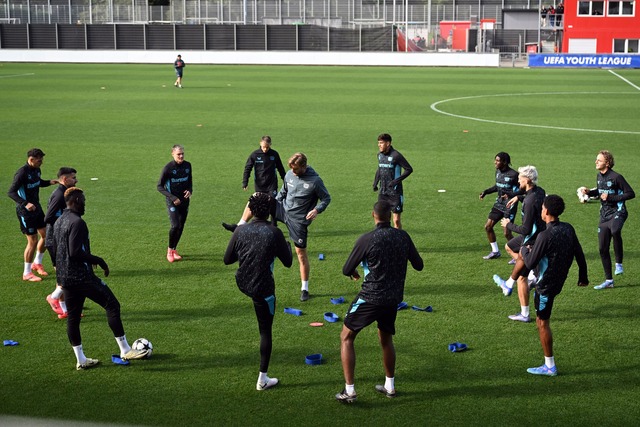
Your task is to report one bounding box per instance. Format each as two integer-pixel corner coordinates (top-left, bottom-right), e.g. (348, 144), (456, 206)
(613, 39), (639, 53)
(608, 0), (635, 15)
(578, 1), (605, 15)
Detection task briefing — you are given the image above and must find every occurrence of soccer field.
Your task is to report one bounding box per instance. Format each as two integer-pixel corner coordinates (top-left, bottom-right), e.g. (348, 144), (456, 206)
(0, 62), (639, 426)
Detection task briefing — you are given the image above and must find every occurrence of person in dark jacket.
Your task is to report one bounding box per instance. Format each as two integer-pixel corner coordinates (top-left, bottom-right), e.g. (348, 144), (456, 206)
(52, 187), (149, 370)
(583, 150), (635, 289)
(224, 192), (292, 391)
(7, 148), (57, 282)
(222, 136), (285, 231)
(335, 201), (423, 403)
(520, 195), (589, 376)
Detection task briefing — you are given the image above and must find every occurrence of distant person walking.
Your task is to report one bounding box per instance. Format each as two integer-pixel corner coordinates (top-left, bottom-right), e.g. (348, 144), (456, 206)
(157, 145), (193, 263)
(582, 150), (635, 289)
(373, 133), (413, 229)
(8, 148), (57, 282)
(174, 54), (185, 88)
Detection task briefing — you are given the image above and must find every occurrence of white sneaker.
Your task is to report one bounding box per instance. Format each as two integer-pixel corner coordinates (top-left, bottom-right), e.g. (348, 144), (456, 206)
(76, 358), (100, 370)
(508, 313), (530, 323)
(256, 377), (278, 391)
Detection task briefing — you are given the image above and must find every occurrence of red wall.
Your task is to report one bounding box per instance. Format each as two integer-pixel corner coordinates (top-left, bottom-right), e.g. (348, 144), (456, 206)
(562, 1), (640, 53)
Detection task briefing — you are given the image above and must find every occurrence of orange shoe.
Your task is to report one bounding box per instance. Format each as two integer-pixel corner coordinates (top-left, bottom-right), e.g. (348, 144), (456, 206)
(172, 250), (182, 261)
(58, 312), (83, 319)
(32, 263), (49, 276)
(167, 248), (174, 263)
(46, 294), (63, 315)
(23, 272), (42, 282)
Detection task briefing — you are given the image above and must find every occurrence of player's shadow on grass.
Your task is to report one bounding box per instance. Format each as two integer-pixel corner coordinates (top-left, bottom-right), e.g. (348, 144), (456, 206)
(560, 302), (639, 321)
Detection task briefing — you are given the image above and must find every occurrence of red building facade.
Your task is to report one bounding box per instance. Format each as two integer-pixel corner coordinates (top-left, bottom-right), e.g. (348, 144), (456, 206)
(562, 0), (639, 53)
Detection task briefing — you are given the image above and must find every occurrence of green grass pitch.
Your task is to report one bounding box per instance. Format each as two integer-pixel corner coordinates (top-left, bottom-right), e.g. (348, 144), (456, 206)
(0, 62), (639, 426)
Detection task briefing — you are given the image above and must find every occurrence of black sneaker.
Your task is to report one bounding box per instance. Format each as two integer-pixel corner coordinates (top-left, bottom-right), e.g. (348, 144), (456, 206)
(300, 290), (309, 302)
(375, 384), (396, 398)
(335, 389), (357, 403)
(222, 222), (237, 232)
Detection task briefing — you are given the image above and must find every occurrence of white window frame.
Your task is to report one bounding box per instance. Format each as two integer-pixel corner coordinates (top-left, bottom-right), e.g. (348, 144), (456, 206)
(613, 38), (640, 53)
(577, 0), (606, 15)
(607, 0), (635, 16)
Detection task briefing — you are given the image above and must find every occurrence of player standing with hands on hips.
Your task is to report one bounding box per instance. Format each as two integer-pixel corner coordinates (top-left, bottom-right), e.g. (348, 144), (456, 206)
(373, 133), (413, 229)
(174, 54), (185, 88)
(581, 150), (635, 289)
(158, 145), (192, 263)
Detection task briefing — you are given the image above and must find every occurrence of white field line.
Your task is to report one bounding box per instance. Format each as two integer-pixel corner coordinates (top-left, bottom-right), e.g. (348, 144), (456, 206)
(430, 91), (640, 135)
(608, 69), (640, 91)
(0, 73), (35, 79)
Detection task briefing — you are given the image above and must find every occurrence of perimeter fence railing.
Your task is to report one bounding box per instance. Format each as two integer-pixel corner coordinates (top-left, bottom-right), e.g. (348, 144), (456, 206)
(0, 0), (542, 53)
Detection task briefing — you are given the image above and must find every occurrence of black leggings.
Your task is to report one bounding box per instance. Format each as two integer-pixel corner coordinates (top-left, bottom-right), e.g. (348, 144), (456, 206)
(168, 202), (189, 249)
(599, 216), (626, 280)
(63, 278), (124, 347)
(253, 295), (275, 373)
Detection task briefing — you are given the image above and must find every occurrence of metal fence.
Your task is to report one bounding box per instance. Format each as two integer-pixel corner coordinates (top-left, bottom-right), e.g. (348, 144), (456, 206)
(0, 0), (544, 53)
(0, 0), (533, 27)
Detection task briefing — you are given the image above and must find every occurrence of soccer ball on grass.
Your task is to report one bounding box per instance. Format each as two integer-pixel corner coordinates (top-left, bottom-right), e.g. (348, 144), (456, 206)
(132, 338), (153, 358)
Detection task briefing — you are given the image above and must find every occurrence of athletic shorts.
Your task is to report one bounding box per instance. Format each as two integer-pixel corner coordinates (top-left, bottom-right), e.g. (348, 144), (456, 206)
(275, 201), (308, 249)
(534, 291), (556, 321)
(378, 193), (403, 214)
(488, 205), (516, 223)
(343, 297), (397, 335)
(175, 69), (183, 77)
(507, 234), (526, 253)
(16, 206), (45, 235)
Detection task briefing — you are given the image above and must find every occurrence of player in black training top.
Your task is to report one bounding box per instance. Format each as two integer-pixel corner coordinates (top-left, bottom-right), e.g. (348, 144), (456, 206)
(336, 201), (423, 403)
(7, 148), (57, 282)
(493, 165), (546, 323)
(479, 152), (520, 260)
(222, 136), (285, 231)
(584, 150), (635, 290)
(224, 192), (292, 391)
(373, 133), (413, 229)
(44, 167), (77, 318)
(519, 195), (589, 376)
(157, 144), (193, 263)
(51, 187), (149, 370)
